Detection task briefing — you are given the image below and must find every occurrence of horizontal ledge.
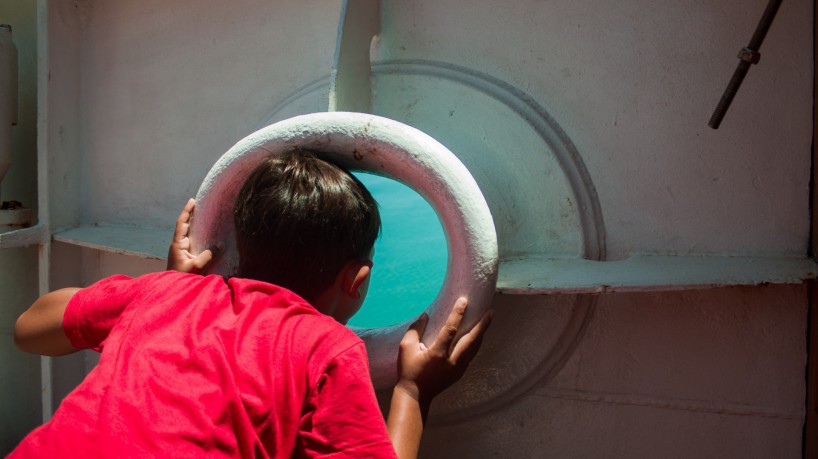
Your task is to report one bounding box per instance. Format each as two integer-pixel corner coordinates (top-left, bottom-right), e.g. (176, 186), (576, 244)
(0, 223), (47, 250)
(497, 255), (818, 294)
(53, 225), (170, 260)
(51, 226), (818, 293)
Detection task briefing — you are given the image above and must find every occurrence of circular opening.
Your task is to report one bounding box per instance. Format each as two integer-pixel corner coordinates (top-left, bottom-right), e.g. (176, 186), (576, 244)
(347, 172), (448, 328)
(191, 112), (498, 388)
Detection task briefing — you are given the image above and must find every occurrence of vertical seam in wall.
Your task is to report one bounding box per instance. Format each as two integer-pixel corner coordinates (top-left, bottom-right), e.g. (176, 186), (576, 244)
(805, 281), (817, 458)
(35, 0), (52, 423)
(810, 0), (817, 261)
(806, 7), (818, 457)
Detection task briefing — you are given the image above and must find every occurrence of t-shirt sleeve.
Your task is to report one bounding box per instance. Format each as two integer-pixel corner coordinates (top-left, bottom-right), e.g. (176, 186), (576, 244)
(296, 342), (398, 458)
(62, 274), (139, 351)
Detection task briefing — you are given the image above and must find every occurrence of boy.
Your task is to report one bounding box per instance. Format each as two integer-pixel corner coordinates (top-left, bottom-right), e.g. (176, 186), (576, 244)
(11, 150), (492, 458)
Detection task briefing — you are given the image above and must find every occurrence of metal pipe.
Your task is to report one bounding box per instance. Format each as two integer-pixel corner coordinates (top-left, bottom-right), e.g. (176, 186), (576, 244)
(708, 0), (783, 129)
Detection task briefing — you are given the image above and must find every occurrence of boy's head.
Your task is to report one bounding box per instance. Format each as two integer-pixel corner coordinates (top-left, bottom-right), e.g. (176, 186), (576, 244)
(233, 149), (380, 321)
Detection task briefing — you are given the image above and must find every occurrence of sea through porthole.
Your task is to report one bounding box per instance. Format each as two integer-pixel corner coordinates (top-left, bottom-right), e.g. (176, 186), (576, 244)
(347, 172), (447, 328)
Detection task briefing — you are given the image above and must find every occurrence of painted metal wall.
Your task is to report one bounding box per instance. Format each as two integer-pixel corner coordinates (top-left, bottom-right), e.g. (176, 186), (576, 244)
(0, 0), (41, 451)
(1, 0), (813, 456)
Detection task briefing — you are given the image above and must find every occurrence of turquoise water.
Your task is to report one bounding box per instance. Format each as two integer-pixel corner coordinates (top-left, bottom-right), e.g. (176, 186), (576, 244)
(348, 173), (448, 328)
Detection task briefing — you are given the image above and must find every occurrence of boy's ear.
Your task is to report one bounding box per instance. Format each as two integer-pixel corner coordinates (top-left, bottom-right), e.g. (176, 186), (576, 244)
(341, 259), (372, 298)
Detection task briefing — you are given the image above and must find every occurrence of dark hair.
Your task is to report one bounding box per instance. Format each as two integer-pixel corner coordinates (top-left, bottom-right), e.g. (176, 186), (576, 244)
(233, 149), (380, 302)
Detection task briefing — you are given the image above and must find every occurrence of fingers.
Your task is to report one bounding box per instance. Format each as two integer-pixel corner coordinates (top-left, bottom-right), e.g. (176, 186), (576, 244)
(401, 313), (428, 354)
(450, 309), (493, 363)
(431, 297), (468, 355)
(192, 249), (213, 271)
(402, 313), (428, 348)
(173, 198), (195, 242)
(190, 241), (223, 271)
(169, 199), (219, 274)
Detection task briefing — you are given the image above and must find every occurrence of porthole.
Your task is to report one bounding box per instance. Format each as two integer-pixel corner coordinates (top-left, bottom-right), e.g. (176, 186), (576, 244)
(190, 112), (498, 388)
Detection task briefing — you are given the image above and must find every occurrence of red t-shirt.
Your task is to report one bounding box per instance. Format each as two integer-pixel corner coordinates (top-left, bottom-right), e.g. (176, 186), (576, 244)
(10, 271), (397, 458)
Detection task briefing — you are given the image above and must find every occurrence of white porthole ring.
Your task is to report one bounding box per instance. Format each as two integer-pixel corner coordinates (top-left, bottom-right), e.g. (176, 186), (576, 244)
(190, 112), (498, 389)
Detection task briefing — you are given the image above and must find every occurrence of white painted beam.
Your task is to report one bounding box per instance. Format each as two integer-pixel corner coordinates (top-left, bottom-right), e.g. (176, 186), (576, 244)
(328, 0), (379, 112)
(36, 0), (51, 423)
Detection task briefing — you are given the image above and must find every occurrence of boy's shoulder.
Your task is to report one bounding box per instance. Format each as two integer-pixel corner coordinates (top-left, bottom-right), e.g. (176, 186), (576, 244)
(227, 276), (362, 337)
(225, 276), (366, 366)
(87, 270), (363, 356)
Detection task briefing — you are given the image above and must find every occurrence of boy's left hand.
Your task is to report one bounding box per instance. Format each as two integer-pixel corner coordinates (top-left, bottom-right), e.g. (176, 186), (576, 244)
(167, 198), (221, 273)
(396, 298), (493, 406)
(386, 298), (492, 458)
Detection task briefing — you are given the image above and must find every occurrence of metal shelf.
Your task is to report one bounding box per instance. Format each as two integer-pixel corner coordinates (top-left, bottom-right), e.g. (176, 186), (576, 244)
(497, 255), (818, 294)
(52, 225), (170, 260)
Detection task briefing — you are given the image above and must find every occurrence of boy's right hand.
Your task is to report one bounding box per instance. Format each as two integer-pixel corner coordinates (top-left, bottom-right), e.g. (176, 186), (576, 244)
(396, 298), (493, 408)
(167, 199), (221, 274)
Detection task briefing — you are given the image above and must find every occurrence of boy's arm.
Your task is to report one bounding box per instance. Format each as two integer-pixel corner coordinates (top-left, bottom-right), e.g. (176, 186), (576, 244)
(15, 199), (211, 357)
(14, 288), (81, 356)
(167, 198), (220, 273)
(387, 298), (493, 459)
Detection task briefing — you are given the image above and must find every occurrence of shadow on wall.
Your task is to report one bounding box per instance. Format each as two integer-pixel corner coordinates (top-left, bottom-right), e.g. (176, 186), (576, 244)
(416, 284), (806, 458)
